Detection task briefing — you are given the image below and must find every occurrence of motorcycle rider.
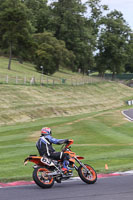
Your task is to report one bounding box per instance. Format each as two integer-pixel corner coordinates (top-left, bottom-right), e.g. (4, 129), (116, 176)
(36, 127), (70, 172)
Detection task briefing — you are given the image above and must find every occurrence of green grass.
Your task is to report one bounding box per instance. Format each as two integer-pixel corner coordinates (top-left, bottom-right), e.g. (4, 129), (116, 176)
(0, 109), (133, 182)
(0, 56), (133, 182)
(0, 56), (39, 78)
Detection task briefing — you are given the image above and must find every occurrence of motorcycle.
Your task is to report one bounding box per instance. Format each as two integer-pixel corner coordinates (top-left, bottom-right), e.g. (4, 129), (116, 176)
(24, 139), (97, 188)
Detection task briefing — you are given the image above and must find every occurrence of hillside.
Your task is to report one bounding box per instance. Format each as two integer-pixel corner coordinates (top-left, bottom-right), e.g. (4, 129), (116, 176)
(0, 82), (133, 125)
(2, 56), (133, 125)
(0, 55), (133, 125)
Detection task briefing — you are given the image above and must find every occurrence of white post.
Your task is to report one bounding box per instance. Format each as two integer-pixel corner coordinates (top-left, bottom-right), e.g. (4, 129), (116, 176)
(128, 100), (131, 106)
(16, 76), (18, 84)
(24, 76), (26, 84)
(6, 75), (8, 83)
(40, 76), (43, 85)
(47, 77), (48, 86)
(30, 77), (35, 85)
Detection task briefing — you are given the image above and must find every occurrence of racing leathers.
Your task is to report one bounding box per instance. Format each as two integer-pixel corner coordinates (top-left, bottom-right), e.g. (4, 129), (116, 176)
(36, 135), (70, 170)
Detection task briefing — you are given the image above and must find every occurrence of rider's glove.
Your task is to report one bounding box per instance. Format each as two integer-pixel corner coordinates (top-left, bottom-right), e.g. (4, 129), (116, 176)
(64, 139), (69, 144)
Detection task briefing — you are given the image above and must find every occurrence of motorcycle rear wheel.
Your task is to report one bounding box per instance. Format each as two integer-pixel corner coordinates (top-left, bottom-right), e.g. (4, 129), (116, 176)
(33, 167), (54, 189)
(78, 164), (97, 184)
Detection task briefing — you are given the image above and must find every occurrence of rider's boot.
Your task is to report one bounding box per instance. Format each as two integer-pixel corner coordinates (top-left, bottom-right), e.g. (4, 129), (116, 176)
(62, 160), (69, 172)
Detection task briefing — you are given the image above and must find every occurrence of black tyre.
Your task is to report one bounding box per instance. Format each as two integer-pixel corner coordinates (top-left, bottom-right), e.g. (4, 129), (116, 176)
(78, 164), (97, 184)
(33, 167), (54, 189)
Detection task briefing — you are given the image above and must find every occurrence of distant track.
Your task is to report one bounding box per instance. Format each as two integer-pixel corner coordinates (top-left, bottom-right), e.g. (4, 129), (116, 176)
(122, 108), (133, 121)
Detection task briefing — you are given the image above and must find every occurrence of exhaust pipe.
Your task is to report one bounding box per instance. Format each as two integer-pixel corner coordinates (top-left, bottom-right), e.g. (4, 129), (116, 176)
(47, 171), (61, 176)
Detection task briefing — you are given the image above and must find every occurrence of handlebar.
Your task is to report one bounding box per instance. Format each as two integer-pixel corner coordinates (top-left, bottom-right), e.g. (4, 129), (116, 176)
(61, 139), (74, 152)
(65, 139), (73, 148)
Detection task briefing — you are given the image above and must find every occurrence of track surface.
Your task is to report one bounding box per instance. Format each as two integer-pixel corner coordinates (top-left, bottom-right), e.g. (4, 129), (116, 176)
(122, 108), (133, 121)
(0, 175), (133, 200)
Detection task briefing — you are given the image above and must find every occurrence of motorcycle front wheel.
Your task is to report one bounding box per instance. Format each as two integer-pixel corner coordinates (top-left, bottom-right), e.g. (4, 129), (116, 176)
(33, 167), (54, 189)
(78, 164), (97, 184)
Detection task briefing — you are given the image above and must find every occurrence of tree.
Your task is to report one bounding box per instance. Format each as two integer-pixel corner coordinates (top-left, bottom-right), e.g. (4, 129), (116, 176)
(95, 53), (107, 77)
(33, 32), (75, 75)
(0, 0), (32, 69)
(22, 0), (50, 33)
(49, 0), (95, 73)
(85, 0), (109, 74)
(125, 33), (133, 73)
(96, 10), (131, 78)
(86, 0), (108, 38)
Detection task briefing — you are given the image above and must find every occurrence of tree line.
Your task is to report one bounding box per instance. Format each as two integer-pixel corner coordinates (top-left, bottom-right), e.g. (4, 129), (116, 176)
(0, 0), (132, 77)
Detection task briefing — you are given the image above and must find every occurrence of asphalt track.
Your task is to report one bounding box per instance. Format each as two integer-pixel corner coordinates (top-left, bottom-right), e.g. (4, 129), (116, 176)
(122, 108), (133, 121)
(1, 175), (133, 200)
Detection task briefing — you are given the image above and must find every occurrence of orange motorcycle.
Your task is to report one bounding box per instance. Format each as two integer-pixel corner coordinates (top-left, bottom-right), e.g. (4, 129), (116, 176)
(24, 139), (97, 188)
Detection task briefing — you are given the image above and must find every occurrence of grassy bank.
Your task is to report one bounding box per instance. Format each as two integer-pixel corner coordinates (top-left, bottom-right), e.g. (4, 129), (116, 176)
(0, 82), (132, 125)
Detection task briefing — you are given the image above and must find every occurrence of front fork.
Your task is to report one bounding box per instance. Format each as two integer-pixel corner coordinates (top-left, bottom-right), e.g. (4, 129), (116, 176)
(74, 157), (90, 173)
